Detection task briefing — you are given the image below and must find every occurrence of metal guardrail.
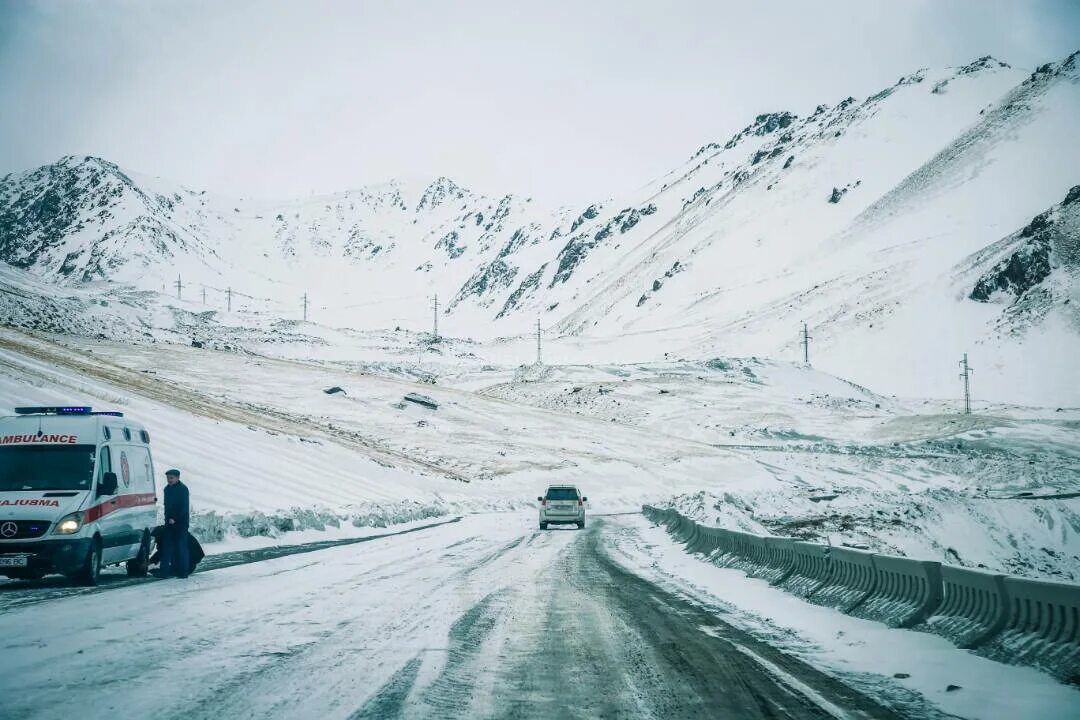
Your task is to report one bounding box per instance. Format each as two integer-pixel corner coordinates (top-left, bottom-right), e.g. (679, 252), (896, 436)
(642, 505), (1080, 684)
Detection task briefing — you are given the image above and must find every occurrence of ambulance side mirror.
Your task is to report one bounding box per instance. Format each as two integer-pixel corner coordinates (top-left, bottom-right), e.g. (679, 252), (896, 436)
(99, 472), (118, 497)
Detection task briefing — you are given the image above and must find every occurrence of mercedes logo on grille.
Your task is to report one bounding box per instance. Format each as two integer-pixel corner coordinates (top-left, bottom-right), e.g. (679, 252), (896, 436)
(0, 521), (17, 538)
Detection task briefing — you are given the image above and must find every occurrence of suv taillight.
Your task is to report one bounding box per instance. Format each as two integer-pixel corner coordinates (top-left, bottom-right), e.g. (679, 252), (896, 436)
(542, 499), (547, 507)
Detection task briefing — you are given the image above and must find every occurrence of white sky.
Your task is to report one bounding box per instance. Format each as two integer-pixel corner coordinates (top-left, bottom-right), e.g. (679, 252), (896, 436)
(1, 0), (1078, 206)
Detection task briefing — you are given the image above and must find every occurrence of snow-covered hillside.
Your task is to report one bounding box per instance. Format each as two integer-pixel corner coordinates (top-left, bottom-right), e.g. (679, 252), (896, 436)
(1, 51), (1078, 404)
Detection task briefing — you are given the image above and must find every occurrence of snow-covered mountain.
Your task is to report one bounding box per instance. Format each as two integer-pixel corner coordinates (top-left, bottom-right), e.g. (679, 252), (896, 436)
(0, 156), (559, 321)
(1, 51), (1078, 403)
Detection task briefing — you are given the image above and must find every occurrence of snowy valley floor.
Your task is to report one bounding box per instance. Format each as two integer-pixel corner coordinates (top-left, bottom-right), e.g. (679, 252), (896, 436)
(2, 513), (1077, 720)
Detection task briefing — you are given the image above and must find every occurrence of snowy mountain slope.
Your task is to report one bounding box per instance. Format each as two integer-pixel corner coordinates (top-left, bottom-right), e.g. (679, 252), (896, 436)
(1, 52), (1077, 403)
(535, 52), (1080, 403)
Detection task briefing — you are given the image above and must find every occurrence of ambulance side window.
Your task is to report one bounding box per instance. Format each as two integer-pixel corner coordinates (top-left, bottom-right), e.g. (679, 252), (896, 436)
(97, 446), (112, 486)
(133, 447), (152, 490)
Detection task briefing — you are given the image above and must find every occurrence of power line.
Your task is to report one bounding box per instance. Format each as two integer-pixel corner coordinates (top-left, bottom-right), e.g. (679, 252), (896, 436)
(536, 318), (542, 365)
(227, 287), (232, 312)
(959, 353), (974, 415)
(303, 292), (308, 322)
(175, 274), (182, 300)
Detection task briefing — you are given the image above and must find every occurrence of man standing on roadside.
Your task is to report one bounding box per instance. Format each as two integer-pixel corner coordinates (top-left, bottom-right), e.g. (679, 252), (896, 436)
(160, 468), (191, 579)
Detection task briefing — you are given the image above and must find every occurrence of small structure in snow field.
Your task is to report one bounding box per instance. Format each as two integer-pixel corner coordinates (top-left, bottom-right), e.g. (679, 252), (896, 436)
(324, 386), (347, 395)
(403, 392), (439, 410)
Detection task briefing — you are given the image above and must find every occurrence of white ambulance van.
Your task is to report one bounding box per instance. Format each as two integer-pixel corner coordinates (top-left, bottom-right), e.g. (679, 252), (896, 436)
(0, 406), (157, 585)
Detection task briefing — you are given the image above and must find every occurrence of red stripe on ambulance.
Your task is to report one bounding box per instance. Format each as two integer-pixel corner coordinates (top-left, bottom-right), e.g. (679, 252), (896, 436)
(83, 493), (157, 523)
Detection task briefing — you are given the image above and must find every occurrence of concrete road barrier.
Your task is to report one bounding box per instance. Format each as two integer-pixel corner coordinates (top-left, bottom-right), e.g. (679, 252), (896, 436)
(753, 537), (798, 585)
(980, 576), (1080, 683)
(777, 542), (832, 598)
(671, 514), (696, 544)
(686, 522), (716, 555)
(703, 527), (732, 562)
(642, 505), (1080, 684)
(710, 528), (741, 567)
(744, 535), (776, 575)
(916, 566), (1008, 649)
(726, 532), (765, 572)
(807, 547), (878, 613)
(852, 554), (943, 628)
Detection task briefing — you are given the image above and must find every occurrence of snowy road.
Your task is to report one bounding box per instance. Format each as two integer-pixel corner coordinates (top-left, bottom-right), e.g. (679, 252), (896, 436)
(0, 514), (908, 720)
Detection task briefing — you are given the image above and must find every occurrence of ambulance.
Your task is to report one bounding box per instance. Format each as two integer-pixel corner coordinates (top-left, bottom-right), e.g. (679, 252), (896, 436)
(0, 406), (157, 585)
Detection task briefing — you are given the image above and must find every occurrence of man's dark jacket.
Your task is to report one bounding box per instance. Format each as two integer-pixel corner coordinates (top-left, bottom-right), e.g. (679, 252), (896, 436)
(164, 480), (190, 527)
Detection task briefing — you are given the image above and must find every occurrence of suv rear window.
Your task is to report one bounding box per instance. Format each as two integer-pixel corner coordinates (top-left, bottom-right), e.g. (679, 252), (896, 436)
(545, 488), (579, 501)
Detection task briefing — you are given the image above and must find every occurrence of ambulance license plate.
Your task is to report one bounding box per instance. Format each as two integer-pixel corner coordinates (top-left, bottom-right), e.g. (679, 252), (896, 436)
(0, 556), (28, 568)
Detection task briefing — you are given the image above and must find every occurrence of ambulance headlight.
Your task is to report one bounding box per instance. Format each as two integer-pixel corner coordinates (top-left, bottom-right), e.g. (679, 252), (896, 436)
(53, 512), (85, 535)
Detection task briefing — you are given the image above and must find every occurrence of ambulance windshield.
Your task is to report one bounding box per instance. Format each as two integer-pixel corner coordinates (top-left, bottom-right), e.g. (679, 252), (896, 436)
(0, 445), (97, 491)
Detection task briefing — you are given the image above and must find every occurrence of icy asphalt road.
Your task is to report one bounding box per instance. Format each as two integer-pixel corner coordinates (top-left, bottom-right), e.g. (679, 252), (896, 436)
(0, 515), (909, 720)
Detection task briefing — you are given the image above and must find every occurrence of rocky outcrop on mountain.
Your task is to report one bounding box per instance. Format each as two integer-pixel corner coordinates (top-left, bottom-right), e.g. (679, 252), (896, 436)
(970, 187), (1080, 304)
(497, 263), (547, 318)
(969, 229), (1053, 302)
(0, 156), (212, 281)
(549, 204), (658, 287)
(415, 177), (467, 213)
(453, 258), (518, 308)
(933, 56), (1013, 94)
(960, 187), (1080, 339)
(435, 230), (466, 259)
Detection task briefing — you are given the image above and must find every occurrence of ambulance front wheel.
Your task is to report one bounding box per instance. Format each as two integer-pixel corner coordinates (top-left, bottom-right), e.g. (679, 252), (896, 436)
(72, 537), (102, 586)
(127, 532), (150, 577)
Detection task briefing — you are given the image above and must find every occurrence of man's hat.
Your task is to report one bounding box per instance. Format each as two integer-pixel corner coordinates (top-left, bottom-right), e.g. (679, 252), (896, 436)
(165, 468), (181, 478)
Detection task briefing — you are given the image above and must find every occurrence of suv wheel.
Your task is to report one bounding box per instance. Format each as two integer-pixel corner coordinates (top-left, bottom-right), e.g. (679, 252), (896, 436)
(74, 538), (102, 586)
(577, 521), (585, 529)
(539, 522), (548, 530)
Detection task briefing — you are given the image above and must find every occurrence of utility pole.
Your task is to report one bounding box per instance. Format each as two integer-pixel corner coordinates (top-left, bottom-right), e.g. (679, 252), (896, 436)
(303, 292), (308, 322)
(959, 353), (973, 415)
(227, 287), (232, 312)
(202, 286), (206, 304)
(432, 294), (439, 340)
(175, 274), (182, 300)
(801, 322), (812, 365)
(536, 318), (542, 365)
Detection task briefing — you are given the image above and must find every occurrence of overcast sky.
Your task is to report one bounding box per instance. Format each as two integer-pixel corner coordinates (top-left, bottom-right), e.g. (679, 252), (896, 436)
(1, 0), (1078, 206)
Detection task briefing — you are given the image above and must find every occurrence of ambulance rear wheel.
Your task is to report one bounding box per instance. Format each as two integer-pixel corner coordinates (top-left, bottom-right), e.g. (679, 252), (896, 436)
(127, 532), (150, 577)
(73, 538), (102, 586)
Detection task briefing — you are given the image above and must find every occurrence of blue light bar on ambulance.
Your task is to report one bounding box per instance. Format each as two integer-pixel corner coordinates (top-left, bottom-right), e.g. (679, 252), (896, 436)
(14, 406), (93, 415)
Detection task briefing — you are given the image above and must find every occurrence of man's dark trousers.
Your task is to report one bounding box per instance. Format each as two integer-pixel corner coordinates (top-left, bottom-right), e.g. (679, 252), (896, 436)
(161, 523), (190, 578)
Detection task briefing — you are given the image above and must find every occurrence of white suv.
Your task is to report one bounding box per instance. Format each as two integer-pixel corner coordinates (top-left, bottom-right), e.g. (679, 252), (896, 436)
(537, 485), (587, 530)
